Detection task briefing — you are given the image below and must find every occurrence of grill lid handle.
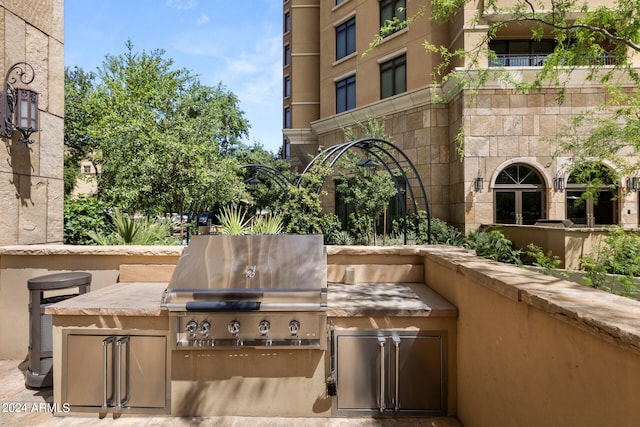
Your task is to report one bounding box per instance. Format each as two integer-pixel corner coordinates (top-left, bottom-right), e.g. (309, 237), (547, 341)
(185, 301), (261, 312)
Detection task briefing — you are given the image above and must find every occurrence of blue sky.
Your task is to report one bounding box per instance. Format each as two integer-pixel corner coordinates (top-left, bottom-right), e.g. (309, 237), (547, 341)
(64, 0), (283, 153)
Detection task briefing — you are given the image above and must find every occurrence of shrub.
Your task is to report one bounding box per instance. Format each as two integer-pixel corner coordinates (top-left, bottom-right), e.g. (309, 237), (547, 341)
(464, 229), (522, 265)
(578, 226), (640, 297)
(63, 195), (111, 245)
(88, 209), (178, 245)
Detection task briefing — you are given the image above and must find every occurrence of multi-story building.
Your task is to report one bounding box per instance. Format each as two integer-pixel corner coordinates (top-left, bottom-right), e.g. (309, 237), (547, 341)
(282, 0), (636, 232)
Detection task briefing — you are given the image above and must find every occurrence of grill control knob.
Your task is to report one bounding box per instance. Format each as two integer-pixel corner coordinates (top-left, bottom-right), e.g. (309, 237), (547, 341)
(289, 320), (300, 337)
(200, 321), (211, 338)
(228, 320), (241, 336)
(186, 320), (198, 337)
(258, 320), (270, 336)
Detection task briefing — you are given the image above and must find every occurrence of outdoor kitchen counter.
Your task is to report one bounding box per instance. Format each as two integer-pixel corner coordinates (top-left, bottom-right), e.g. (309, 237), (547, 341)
(327, 282), (457, 318)
(45, 281), (457, 318)
(45, 281), (168, 316)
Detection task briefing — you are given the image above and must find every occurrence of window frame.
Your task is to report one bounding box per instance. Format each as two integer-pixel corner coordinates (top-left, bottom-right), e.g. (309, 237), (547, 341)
(335, 74), (356, 114)
(380, 54), (406, 99)
(380, 0), (406, 36)
(493, 164), (546, 225)
(335, 17), (356, 61)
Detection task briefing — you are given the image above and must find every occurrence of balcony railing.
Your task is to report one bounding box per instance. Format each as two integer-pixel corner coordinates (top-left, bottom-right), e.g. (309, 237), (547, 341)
(489, 53), (617, 67)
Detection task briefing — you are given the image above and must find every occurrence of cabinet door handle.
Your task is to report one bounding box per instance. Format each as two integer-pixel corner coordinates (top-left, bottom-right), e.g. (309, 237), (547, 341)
(393, 336), (401, 412)
(115, 336), (131, 408)
(378, 337), (386, 412)
(102, 336), (116, 408)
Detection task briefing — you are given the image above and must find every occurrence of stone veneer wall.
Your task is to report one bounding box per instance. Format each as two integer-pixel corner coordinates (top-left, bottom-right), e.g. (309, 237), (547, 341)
(0, 0), (64, 245)
(315, 87), (453, 225)
(462, 80), (639, 232)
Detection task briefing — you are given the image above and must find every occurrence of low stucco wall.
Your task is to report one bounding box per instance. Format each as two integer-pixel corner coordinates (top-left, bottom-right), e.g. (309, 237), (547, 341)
(423, 246), (640, 426)
(0, 245), (183, 360)
(491, 224), (610, 269)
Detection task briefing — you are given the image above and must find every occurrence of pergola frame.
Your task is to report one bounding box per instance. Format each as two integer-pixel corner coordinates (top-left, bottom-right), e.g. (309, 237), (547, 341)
(297, 138), (431, 244)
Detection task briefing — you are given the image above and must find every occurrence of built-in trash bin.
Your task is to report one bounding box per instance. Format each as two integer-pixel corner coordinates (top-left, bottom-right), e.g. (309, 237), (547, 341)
(26, 272), (91, 388)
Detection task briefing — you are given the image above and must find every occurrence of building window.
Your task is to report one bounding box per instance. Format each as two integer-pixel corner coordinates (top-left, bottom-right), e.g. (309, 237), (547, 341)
(284, 11), (291, 33)
(284, 75), (291, 98)
(336, 17), (356, 60)
(283, 139), (290, 160)
(284, 107), (291, 128)
(83, 165), (91, 174)
(284, 44), (291, 66)
(336, 75), (356, 113)
(566, 163), (617, 226)
(494, 164), (545, 225)
(380, 0), (405, 35)
(336, 0), (346, 4)
(489, 39), (556, 67)
(380, 54), (406, 99)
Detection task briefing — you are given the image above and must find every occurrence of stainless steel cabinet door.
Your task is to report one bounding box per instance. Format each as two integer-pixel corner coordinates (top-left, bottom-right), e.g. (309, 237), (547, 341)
(65, 334), (167, 410)
(395, 335), (443, 411)
(334, 330), (446, 415)
(335, 334), (382, 411)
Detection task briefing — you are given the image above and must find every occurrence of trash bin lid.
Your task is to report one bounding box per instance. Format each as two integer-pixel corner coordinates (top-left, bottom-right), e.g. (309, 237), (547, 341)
(27, 272), (92, 291)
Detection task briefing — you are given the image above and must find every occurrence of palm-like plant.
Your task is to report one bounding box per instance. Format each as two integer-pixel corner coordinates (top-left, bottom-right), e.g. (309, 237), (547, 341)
(88, 208), (176, 245)
(217, 205), (252, 235)
(251, 214), (284, 235)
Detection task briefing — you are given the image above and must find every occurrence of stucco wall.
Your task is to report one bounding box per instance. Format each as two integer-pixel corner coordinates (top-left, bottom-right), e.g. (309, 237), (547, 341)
(424, 246), (640, 426)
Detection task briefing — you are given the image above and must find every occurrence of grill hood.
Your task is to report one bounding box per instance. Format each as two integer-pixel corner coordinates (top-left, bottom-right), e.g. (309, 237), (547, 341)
(167, 234), (326, 291)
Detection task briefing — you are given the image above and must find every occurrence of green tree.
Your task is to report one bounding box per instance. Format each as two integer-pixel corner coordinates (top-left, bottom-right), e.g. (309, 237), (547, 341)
(234, 143), (295, 214)
(281, 163), (332, 234)
(64, 67), (99, 195)
(335, 152), (398, 245)
(77, 40), (250, 215)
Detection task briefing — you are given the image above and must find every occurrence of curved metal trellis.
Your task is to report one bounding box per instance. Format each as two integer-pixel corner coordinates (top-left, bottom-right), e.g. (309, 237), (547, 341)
(297, 138), (431, 244)
(240, 164), (292, 195)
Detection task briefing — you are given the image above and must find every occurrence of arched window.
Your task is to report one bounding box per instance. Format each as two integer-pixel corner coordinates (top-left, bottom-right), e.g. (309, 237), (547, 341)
(566, 163), (617, 226)
(494, 164), (545, 225)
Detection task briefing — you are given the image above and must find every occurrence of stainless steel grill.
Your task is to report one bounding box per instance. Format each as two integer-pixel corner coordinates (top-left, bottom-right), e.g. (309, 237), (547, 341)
(161, 234), (327, 350)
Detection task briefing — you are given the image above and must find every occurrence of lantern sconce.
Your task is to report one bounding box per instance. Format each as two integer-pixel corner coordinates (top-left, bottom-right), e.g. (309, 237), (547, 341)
(627, 176), (640, 191)
(0, 62), (39, 144)
(356, 158), (380, 178)
(473, 174), (484, 192)
(553, 176), (566, 191)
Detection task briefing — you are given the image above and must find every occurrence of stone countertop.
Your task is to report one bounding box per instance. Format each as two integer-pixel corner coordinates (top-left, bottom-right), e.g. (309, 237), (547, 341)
(45, 282), (168, 317)
(327, 282), (457, 317)
(46, 281), (457, 318)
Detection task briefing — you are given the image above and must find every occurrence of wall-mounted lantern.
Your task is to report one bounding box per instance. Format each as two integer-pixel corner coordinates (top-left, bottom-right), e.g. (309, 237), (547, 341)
(0, 62), (39, 144)
(627, 176), (640, 191)
(473, 174), (484, 192)
(553, 176), (566, 191)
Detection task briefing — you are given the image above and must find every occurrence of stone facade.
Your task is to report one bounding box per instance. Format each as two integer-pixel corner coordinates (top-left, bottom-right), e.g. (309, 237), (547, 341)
(284, 0), (637, 232)
(0, 0), (64, 244)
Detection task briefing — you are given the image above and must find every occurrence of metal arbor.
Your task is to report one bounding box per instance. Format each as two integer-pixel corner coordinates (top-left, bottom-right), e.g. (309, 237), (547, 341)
(297, 138), (431, 244)
(240, 164), (292, 194)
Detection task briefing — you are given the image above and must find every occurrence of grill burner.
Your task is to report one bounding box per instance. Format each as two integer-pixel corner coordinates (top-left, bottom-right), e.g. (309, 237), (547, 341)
(161, 234), (327, 349)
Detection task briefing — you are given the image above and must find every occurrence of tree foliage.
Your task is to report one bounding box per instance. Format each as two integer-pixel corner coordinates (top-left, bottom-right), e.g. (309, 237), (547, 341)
(335, 151), (398, 245)
(65, 40), (251, 215)
(281, 163), (332, 234)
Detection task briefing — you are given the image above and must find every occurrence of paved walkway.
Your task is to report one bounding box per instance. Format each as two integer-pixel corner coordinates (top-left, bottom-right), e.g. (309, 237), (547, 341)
(0, 360), (462, 427)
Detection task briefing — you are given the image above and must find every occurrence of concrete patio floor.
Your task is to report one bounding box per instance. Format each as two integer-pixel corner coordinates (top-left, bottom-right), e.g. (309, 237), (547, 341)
(0, 360), (462, 427)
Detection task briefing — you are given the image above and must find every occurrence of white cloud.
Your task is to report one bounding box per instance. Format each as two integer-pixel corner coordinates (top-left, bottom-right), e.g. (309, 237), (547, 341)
(165, 0), (197, 10)
(197, 13), (210, 25)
